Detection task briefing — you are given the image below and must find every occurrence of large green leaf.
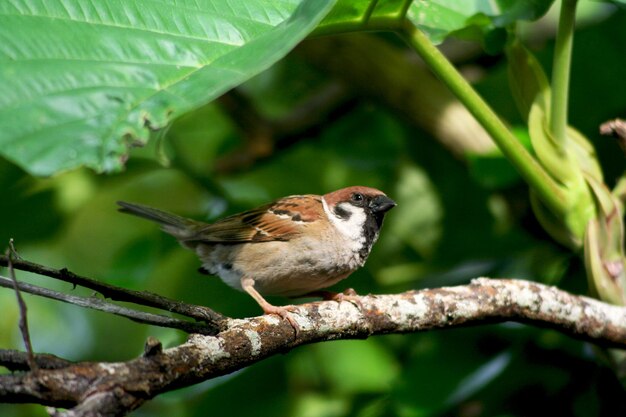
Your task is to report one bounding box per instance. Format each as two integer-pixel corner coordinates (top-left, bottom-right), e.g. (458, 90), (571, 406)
(0, 0), (336, 176)
(408, 0), (554, 45)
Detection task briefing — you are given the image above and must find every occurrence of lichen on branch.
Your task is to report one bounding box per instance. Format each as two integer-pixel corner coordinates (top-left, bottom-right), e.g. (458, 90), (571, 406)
(2, 278), (626, 417)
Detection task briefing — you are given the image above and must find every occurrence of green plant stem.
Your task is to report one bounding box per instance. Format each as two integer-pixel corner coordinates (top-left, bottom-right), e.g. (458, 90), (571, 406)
(401, 21), (567, 217)
(551, 0), (578, 146)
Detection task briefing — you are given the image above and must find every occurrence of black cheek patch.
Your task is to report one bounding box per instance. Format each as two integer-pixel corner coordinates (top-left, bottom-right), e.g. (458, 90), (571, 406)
(334, 205), (352, 220)
(359, 215), (380, 259)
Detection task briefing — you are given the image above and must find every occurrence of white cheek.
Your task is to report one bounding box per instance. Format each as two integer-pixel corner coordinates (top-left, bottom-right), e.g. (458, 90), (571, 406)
(322, 198), (366, 244)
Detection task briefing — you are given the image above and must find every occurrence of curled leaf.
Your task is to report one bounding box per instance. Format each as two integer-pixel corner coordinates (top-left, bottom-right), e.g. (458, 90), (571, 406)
(530, 191), (581, 249)
(567, 126), (603, 183)
(527, 93), (598, 248)
(584, 174), (626, 306)
(506, 38), (550, 122)
(528, 98), (573, 186)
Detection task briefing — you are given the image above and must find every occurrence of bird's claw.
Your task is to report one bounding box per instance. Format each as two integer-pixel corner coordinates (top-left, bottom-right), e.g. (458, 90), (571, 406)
(328, 288), (364, 310)
(262, 304), (301, 337)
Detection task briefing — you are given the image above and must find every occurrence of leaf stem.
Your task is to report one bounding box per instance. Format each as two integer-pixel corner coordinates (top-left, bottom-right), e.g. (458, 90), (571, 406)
(550, 0), (578, 146)
(400, 21), (567, 217)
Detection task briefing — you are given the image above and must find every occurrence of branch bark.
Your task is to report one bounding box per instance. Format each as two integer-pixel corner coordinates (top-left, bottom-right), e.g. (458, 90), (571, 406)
(2, 278), (625, 417)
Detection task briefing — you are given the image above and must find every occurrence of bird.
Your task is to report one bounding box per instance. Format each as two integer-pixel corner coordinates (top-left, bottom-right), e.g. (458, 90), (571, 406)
(117, 186), (396, 332)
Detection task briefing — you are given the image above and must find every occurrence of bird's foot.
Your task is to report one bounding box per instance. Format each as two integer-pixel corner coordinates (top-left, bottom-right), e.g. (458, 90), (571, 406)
(328, 288), (364, 310)
(303, 288), (363, 310)
(261, 303), (301, 336)
(241, 277), (301, 337)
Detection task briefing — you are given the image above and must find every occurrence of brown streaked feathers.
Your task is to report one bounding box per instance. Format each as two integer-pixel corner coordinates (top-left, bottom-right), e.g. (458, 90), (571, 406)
(118, 195), (322, 244)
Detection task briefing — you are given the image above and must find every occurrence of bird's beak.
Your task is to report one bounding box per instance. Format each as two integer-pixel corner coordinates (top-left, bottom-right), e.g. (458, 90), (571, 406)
(369, 195), (397, 213)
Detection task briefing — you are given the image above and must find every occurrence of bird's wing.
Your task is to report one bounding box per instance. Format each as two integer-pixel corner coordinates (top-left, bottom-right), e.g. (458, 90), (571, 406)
(184, 195), (323, 243)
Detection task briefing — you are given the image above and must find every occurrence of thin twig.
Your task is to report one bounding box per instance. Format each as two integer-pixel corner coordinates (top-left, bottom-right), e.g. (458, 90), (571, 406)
(0, 276), (215, 335)
(6, 240), (37, 371)
(0, 255), (226, 332)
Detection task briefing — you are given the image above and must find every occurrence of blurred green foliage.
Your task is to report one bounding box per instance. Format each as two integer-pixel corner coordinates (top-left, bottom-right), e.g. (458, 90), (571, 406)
(2, 3), (626, 417)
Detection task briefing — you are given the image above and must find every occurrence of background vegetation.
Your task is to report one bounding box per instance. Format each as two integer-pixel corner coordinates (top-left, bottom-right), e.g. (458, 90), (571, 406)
(1, 1), (626, 416)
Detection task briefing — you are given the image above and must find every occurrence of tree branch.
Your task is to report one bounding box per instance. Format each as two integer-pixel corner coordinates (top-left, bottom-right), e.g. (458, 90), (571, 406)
(0, 276), (215, 335)
(0, 255), (227, 332)
(1, 278), (625, 416)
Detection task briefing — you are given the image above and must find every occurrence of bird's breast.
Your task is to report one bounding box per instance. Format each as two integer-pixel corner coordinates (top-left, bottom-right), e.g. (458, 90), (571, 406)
(194, 235), (368, 297)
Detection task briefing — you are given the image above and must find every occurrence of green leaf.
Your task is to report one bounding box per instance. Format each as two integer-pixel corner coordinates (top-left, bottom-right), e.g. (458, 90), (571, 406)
(314, 0), (411, 34)
(530, 190), (581, 249)
(407, 0), (554, 45)
(584, 175), (626, 306)
(528, 98), (574, 186)
(0, 0), (336, 176)
(528, 96), (598, 249)
(566, 125), (603, 183)
(506, 38), (550, 121)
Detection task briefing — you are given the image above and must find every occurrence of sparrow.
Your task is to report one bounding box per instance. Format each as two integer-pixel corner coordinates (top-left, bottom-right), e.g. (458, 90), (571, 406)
(117, 186), (396, 331)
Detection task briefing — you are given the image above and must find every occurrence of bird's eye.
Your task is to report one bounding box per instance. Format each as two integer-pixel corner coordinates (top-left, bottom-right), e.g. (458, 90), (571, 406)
(351, 193), (364, 202)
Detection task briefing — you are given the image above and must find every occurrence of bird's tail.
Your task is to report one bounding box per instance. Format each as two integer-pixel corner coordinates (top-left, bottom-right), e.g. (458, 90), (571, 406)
(117, 201), (198, 240)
